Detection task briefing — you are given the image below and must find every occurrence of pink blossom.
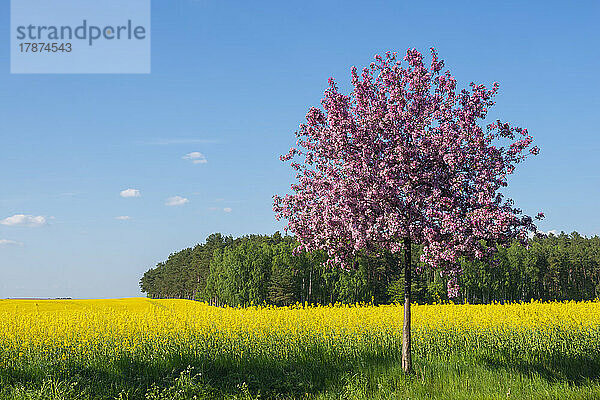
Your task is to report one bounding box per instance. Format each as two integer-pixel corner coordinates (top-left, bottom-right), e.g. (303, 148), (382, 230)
(274, 48), (539, 296)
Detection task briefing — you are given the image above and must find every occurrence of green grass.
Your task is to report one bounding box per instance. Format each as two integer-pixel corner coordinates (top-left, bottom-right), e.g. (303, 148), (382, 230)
(2, 330), (600, 399)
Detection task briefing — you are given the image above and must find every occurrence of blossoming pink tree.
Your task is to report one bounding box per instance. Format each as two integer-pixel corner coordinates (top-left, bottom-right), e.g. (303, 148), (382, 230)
(273, 48), (542, 373)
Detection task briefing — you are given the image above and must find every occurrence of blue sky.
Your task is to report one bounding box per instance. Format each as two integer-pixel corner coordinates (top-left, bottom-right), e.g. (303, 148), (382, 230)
(0, 0), (598, 298)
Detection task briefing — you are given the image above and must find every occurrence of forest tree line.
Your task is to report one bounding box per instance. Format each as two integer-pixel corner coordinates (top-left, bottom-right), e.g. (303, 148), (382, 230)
(139, 231), (600, 305)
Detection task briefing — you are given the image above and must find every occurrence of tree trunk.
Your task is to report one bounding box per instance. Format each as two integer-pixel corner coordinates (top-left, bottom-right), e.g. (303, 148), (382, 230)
(308, 270), (312, 304)
(402, 237), (412, 373)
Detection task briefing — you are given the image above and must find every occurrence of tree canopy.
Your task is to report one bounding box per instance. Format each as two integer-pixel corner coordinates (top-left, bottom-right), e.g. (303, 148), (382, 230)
(140, 231), (600, 305)
(273, 48), (541, 296)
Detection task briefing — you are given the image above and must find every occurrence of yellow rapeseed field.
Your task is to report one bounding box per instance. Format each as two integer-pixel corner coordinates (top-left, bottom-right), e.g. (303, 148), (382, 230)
(1, 298), (599, 361)
(2, 298), (600, 399)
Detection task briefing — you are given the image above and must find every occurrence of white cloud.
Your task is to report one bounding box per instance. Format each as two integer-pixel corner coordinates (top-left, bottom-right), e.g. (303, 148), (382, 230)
(182, 152), (208, 164)
(115, 216), (131, 220)
(0, 214), (46, 227)
(530, 229), (561, 238)
(208, 207), (233, 213)
(0, 239), (24, 246)
(165, 196), (189, 206)
(120, 189), (141, 198)
(543, 229), (560, 236)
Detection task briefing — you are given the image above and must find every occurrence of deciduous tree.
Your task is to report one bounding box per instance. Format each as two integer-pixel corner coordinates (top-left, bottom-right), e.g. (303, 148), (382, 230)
(274, 48), (541, 372)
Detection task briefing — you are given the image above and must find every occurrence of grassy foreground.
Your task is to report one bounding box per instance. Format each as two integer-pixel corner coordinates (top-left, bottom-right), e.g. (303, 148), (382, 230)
(1, 299), (600, 399)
